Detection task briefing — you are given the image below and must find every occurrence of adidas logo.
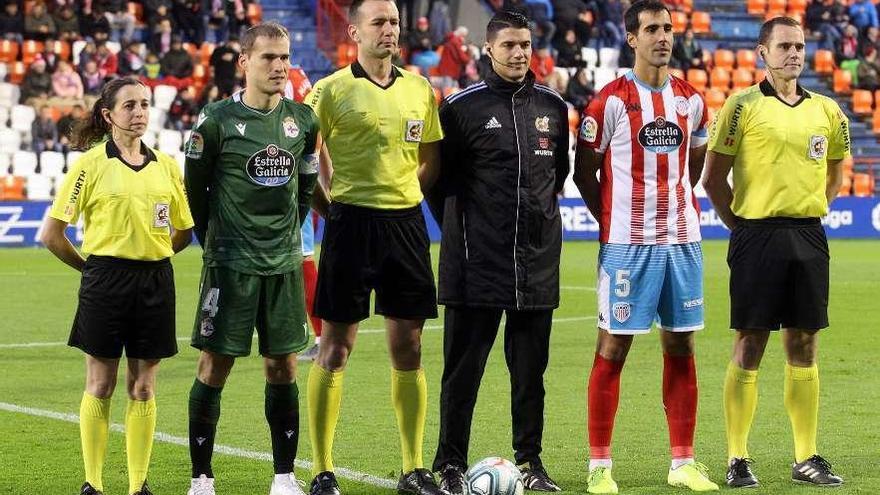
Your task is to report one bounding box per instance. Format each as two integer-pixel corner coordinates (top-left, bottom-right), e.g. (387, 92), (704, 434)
(485, 117), (502, 129)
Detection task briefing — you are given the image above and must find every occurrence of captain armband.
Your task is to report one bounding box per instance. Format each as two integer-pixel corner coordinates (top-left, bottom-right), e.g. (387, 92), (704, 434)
(300, 153), (319, 175)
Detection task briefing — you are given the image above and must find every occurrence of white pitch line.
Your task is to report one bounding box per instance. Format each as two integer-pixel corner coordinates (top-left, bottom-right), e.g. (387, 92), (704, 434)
(0, 316), (597, 349)
(0, 401), (396, 489)
(561, 285), (596, 291)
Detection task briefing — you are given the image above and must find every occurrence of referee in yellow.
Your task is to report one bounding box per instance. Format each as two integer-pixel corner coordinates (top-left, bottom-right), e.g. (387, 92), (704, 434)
(40, 77), (194, 495)
(303, 1), (443, 494)
(704, 17), (847, 489)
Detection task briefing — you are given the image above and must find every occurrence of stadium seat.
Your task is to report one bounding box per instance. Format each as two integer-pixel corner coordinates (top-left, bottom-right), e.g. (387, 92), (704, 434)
(710, 67), (731, 91)
(72, 39), (87, 65)
(873, 109), (880, 134)
(105, 41), (122, 54)
(26, 174), (52, 200)
(173, 152), (185, 175)
(11, 150), (38, 177)
(582, 47), (598, 68)
(747, 0), (766, 15)
(838, 174), (851, 196)
(686, 68), (708, 92)
(0, 62), (6, 83)
(182, 42), (199, 63)
(152, 84), (177, 111)
(0, 106), (8, 127)
(593, 68), (617, 91)
(766, 0), (786, 15)
(432, 87), (441, 104)
(833, 69), (852, 93)
(247, 3), (263, 24)
(0, 127), (20, 151)
(200, 42), (215, 66)
(671, 11), (688, 34)
(732, 68), (754, 91)
(714, 49), (735, 71)
(142, 130), (157, 148)
(567, 106), (580, 132)
(853, 173), (874, 197)
(147, 107), (167, 131)
(0, 152), (9, 175)
(754, 68), (766, 82)
(128, 1), (145, 25)
(9, 61), (25, 85)
(66, 150), (83, 168)
(39, 151), (65, 178)
(814, 49), (835, 74)
(21, 40), (43, 65)
(158, 129), (183, 154)
(599, 48), (620, 69)
(736, 49), (757, 70)
(10, 104), (35, 134)
(337, 43), (357, 66)
(852, 89), (874, 115)
(0, 175), (25, 200)
(705, 88), (726, 112)
(681, 0), (694, 13)
(0, 39), (18, 64)
(691, 12), (711, 34)
(0, 82), (22, 108)
(45, 40), (71, 61)
(787, 0), (807, 15)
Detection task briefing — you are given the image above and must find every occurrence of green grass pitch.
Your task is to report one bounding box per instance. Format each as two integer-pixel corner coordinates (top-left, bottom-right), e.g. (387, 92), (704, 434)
(0, 240), (877, 494)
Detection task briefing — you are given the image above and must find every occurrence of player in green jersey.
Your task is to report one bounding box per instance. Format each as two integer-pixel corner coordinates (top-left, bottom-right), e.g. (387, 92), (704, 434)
(183, 22), (321, 495)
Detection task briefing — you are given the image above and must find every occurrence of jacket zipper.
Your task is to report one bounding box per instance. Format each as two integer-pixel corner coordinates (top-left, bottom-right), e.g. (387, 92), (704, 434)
(462, 211), (469, 260)
(511, 84), (526, 310)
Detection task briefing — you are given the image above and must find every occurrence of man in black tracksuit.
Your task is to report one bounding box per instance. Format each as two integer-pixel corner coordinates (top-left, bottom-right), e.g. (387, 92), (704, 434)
(428, 11), (570, 495)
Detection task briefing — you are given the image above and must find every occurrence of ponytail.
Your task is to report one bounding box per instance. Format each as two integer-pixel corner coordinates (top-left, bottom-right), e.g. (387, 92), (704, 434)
(69, 77), (147, 151)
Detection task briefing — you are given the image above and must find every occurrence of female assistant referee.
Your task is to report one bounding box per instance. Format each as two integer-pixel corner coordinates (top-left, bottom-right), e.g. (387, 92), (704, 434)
(40, 77), (194, 495)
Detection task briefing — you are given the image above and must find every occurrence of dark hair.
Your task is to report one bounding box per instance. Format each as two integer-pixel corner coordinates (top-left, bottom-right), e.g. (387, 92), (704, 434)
(758, 16), (801, 46)
(624, 0), (671, 34)
(70, 77), (146, 151)
(486, 10), (531, 42)
(240, 21), (290, 54)
(348, 0), (393, 22)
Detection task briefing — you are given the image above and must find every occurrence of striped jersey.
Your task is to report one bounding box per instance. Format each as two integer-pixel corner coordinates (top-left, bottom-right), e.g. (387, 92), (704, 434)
(578, 71), (709, 244)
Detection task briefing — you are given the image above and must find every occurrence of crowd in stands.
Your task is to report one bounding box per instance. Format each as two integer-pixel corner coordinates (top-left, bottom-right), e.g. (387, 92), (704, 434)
(804, 0), (880, 91)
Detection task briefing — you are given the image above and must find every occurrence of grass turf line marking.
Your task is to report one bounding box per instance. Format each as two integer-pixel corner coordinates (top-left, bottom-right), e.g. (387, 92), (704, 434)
(0, 401), (397, 489)
(0, 316), (597, 348)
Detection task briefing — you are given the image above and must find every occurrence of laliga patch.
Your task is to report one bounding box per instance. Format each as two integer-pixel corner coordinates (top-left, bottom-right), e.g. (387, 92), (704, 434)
(809, 135), (827, 160)
(405, 119), (424, 142)
(185, 131), (204, 159)
(674, 95), (690, 117)
(579, 116), (598, 142)
(153, 203), (170, 228)
(282, 116), (300, 138)
(535, 116), (550, 133)
(612, 302), (631, 323)
(64, 204), (75, 217)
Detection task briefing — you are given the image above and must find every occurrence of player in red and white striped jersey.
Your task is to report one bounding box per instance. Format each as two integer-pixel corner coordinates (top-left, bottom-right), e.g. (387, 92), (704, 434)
(572, 1), (718, 493)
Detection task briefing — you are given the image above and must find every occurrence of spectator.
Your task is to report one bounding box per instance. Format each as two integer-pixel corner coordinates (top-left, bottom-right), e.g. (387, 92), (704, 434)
(209, 34), (241, 97)
(835, 23), (860, 63)
(32, 106), (62, 155)
(397, 0), (417, 32)
(530, 46), (567, 92)
(51, 60), (85, 105)
(145, 0), (174, 34)
(57, 104), (86, 152)
(0, 2), (24, 42)
(77, 41), (98, 73)
(141, 52), (163, 87)
(150, 18), (175, 55)
(160, 35), (194, 89)
(225, 0), (252, 39)
(554, 0), (595, 47)
(860, 25), (880, 56)
(99, 0), (136, 41)
(168, 86), (199, 131)
(53, 5), (80, 41)
(554, 28), (585, 68)
(173, 0), (205, 44)
(81, 60), (104, 97)
(80, 6), (112, 42)
(858, 46), (880, 89)
(437, 26), (472, 87)
(205, 0), (230, 43)
(848, 0), (878, 32)
(525, 0), (556, 49)
(24, 1), (57, 42)
(596, 0), (625, 49)
(618, 38), (636, 67)
(198, 83), (222, 107)
(565, 68), (595, 110)
(95, 42), (119, 79)
(406, 17), (440, 75)
(21, 56), (53, 106)
(40, 38), (61, 74)
(502, 0), (530, 17)
(428, 0), (452, 46)
(119, 41), (147, 76)
(671, 27), (705, 70)
(806, 0), (843, 51)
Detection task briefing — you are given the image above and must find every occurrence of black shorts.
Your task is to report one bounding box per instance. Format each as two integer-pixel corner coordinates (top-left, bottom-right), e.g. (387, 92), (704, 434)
(315, 202), (438, 323)
(69, 255), (178, 359)
(728, 217), (829, 331)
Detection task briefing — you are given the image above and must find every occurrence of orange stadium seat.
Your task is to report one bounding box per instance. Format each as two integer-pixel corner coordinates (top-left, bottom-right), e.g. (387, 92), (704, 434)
(200, 42), (215, 65)
(686, 68), (708, 92)
(9, 61), (25, 85)
(873, 109), (880, 133)
(833, 69), (852, 93)
(754, 68), (766, 81)
(838, 174), (851, 197)
(669, 68), (685, 80)
(0, 40), (18, 63)
(568, 106), (580, 132)
(787, 0), (808, 15)
(874, 90), (880, 109)
(433, 87), (442, 104)
(128, 2), (145, 25)
(710, 66), (731, 90)
(691, 11), (711, 34)
(852, 89), (874, 115)
(680, 0), (694, 13)
(21, 40), (43, 65)
(337, 43), (357, 66)
(767, 0), (786, 15)
(248, 3), (263, 24)
(736, 49), (756, 70)
(45, 40), (70, 61)
(843, 159), (854, 176)
(732, 68), (754, 91)
(705, 88), (726, 112)
(182, 42), (199, 62)
(714, 49), (735, 70)
(853, 173), (874, 197)
(0, 175), (25, 200)
(747, 0), (766, 15)
(671, 11), (688, 34)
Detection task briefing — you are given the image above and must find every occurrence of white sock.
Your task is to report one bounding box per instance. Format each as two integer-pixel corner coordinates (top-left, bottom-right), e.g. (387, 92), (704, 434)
(671, 458), (694, 470)
(589, 459), (612, 471)
(275, 473), (293, 482)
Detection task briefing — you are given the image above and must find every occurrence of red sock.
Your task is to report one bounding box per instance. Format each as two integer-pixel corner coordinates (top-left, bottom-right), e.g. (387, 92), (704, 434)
(302, 257), (321, 337)
(588, 353), (625, 459)
(663, 353), (697, 459)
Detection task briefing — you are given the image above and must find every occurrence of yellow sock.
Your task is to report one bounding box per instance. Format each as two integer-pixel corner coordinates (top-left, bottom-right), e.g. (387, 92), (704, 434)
(784, 363), (819, 463)
(80, 392), (111, 492)
(391, 368), (427, 473)
(723, 362), (758, 461)
(308, 365), (344, 475)
(125, 398), (157, 494)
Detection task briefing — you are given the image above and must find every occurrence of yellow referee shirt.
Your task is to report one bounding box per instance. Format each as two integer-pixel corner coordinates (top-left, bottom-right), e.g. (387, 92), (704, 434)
(50, 140), (194, 260)
(306, 61), (443, 209)
(708, 79), (851, 219)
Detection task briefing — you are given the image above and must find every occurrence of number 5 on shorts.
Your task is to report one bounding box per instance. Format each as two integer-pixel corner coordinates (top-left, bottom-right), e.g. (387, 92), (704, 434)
(615, 270), (631, 298)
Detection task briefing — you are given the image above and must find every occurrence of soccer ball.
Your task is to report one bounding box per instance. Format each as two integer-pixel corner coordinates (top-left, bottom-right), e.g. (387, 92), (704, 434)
(465, 457), (524, 495)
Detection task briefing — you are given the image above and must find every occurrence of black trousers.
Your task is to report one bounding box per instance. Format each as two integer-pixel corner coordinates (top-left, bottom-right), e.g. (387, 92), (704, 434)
(432, 306), (553, 471)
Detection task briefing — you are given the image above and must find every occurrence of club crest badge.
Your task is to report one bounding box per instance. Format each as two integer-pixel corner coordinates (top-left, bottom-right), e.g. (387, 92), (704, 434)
(406, 120), (424, 142)
(535, 116), (550, 133)
(282, 116), (299, 138)
(809, 135), (827, 160)
(612, 302), (631, 323)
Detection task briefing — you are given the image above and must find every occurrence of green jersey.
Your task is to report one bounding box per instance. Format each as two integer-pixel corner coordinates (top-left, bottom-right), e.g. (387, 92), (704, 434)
(184, 91), (320, 275)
